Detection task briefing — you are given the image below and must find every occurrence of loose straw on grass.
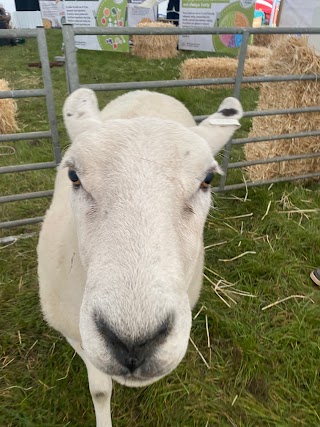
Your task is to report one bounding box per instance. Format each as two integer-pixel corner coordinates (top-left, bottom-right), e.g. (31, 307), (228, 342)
(218, 251), (256, 262)
(57, 351), (77, 381)
(189, 337), (211, 369)
(277, 208), (320, 214)
(204, 241), (228, 250)
(0, 146), (15, 156)
(224, 213), (253, 220)
(193, 305), (206, 320)
(204, 267), (256, 308)
(261, 200), (272, 220)
(262, 295), (314, 311)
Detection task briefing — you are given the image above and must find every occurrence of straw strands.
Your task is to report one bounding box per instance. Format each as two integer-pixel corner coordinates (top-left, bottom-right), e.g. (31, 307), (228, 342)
(244, 36), (320, 181)
(0, 79), (18, 134)
(179, 57), (267, 89)
(132, 21), (178, 60)
(253, 33), (276, 47)
(245, 45), (272, 59)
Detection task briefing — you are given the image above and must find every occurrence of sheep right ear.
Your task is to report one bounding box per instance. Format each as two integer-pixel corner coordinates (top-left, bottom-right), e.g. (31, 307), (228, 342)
(63, 88), (102, 141)
(191, 97), (243, 155)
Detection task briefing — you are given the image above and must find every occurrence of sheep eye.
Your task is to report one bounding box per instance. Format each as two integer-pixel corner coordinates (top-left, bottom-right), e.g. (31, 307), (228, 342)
(68, 169), (81, 187)
(200, 171), (214, 191)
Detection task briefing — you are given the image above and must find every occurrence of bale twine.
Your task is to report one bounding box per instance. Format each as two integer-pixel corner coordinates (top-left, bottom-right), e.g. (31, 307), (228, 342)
(0, 79), (18, 134)
(132, 22), (178, 60)
(244, 36), (320, 182)
(179, 57), (267, 89)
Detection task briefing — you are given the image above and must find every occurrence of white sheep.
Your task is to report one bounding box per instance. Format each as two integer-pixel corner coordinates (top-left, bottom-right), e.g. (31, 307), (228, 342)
(37, 89), (242, 427)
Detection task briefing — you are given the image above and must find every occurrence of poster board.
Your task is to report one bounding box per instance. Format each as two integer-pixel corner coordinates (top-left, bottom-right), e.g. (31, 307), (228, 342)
(64, 0), (129, 51)
(127, 0), (157, 27)
(179, 0), (255, 53)
(39, 0), (65, 28)
(278, 0), (320, 54)
(38, 0), (129, 51)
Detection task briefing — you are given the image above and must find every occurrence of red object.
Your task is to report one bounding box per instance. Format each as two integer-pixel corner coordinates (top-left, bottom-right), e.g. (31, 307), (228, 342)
(255, 0), (273, 14)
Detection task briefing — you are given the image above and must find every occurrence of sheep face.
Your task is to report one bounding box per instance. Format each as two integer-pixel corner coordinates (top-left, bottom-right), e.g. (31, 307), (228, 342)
(60, 90), (242, 387)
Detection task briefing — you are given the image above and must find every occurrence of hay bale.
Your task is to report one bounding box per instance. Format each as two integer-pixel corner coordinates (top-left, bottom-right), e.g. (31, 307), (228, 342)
(246, 57), (268, 79)
(244, 36), (320, 181)
(132, 22), (178, 60)
(246, 45), (271, 59)
(0, 79), (18, 134)
(179, 56), (267, 89)
(139, 18), (152, 24)
(253, 33), (276, 47)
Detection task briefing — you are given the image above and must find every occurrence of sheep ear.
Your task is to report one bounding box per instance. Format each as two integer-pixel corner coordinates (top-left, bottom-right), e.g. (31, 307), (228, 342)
(63, 88), (102, 141)
(191, 97), (243, 155)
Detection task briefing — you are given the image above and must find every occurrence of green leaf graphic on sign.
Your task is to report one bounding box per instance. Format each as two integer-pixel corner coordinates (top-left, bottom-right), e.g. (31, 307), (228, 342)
(97, 0), (129, 52)
(212, 0), (254, 54)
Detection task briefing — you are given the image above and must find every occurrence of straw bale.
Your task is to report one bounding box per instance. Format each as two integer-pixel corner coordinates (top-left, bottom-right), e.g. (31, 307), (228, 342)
(132, 22), (178, 60)
(244, 36), (320, 181)
(253, 33), (276, 47)
(139, 18), (152, 24)
(246, 57), (268, 78)
(0, 79), (18, 134)
(179, 57), (267, 89)
(245, 45), (271, 59)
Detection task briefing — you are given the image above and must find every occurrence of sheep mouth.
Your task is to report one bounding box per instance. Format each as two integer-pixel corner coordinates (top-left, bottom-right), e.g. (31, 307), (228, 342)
(112, 372), (166, 388)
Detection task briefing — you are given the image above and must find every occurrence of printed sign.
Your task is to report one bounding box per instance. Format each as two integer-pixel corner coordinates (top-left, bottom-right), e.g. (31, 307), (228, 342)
(39, 0), (65, 28)
(279, 0), (320, 54)
(64, 0), (129, 51)
(179, 0), (255, 52)
(127, 2), (157, 27)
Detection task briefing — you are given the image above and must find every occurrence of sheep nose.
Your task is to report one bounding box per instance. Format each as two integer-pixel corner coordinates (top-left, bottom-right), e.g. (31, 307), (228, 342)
(117, 346), (147, 372)
(94, 312), (173, 373)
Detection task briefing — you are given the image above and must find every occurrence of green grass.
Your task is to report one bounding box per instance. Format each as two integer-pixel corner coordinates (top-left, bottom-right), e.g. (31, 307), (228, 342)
(1, 30), (320, 426)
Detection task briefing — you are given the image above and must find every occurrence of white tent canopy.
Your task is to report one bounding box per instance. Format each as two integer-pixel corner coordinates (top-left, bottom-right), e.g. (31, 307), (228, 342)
(1, 0), (43, 28)
(279, 0), (320, 54)
(1, 0), (16, 14)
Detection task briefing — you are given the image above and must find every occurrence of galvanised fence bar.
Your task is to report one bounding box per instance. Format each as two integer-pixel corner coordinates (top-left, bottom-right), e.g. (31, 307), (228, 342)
(1, 25), (320, 237)
(62, 24), (320, 193)
(0, 27), (60, 234)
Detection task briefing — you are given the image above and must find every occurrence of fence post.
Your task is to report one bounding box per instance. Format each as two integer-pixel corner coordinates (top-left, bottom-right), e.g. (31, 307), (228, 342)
(62, 24), (80, 93)
(36, 26), (61, 164)
(218, 29), (250, 192)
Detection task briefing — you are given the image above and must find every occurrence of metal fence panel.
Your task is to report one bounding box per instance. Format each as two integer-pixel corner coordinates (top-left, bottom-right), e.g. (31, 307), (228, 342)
(62, 25), (320, 194)
(1, 25), (320, 237)
(0, 27), (60, 235)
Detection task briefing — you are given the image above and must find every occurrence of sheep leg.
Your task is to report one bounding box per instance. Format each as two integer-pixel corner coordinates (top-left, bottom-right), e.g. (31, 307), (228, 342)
(67, 338), (113, 427)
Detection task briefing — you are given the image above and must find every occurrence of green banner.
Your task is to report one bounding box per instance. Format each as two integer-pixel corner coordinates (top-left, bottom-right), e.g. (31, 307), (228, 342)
(97, 0), (129, 52)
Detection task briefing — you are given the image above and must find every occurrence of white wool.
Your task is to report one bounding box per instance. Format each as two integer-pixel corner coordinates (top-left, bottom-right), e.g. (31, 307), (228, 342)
(38, 89), (242, 427)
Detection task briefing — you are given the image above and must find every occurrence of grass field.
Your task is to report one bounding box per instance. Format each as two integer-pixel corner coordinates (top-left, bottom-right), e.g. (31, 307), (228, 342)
(1, 30), (320, 426)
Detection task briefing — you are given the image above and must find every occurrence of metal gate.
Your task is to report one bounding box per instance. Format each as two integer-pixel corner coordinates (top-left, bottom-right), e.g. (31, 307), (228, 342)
(1, 25), (320, 237)
(62, 25), (320, 193)
(0, 27), (60, 237)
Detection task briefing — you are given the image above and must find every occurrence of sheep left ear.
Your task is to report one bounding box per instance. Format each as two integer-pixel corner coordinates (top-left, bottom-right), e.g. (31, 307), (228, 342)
(63, 88), (102, 141)
(191, 97), (243, 155)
